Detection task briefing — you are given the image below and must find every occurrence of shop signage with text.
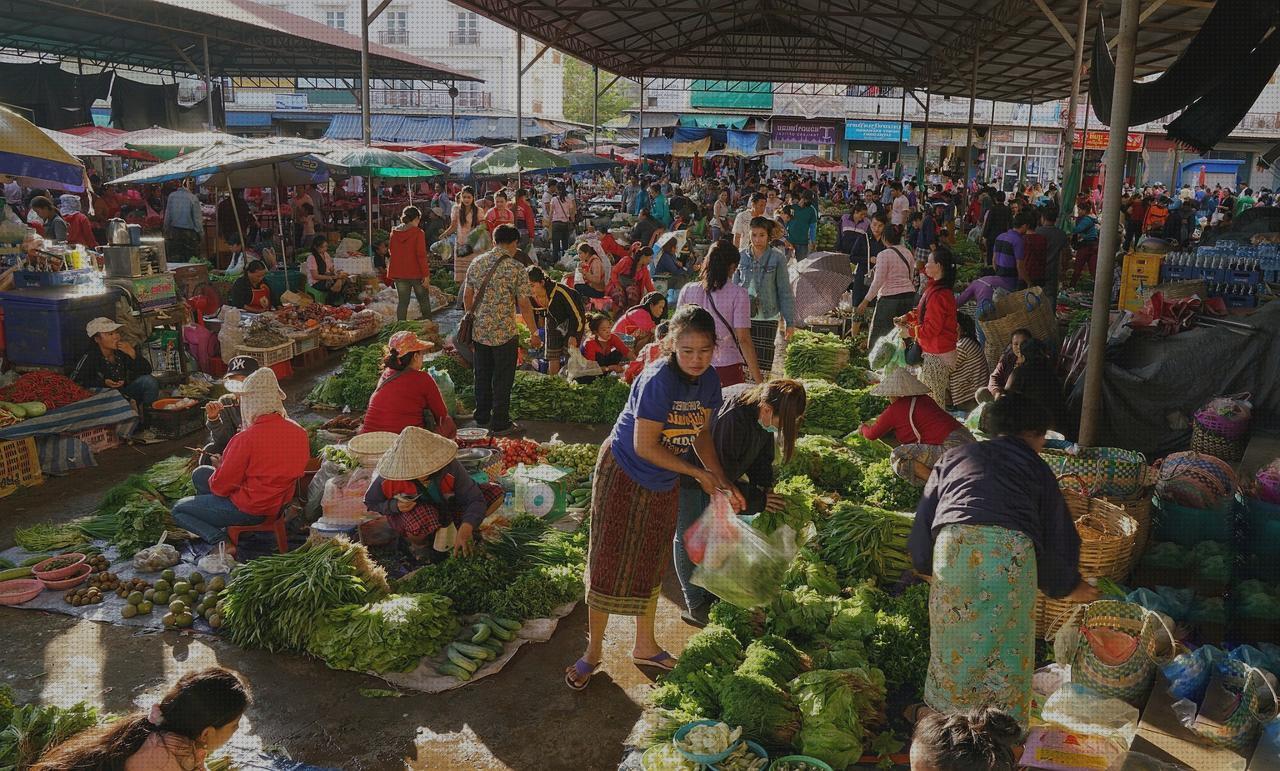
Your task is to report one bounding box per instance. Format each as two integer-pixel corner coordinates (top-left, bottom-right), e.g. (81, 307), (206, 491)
(772, 121), (837, 145)
(1072, 130), (1144, 152)
(844, 120), (912, 143)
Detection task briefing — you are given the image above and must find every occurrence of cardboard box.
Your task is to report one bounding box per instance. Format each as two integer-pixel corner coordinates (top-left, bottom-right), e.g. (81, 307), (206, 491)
(1128, 672), (1252, 771)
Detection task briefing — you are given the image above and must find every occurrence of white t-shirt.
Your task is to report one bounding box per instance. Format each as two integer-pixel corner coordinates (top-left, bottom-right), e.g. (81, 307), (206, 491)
(891, 195), (911, 226)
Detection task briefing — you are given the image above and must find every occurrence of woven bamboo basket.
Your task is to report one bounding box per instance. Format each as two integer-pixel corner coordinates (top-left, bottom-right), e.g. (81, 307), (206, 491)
(1104, 493), (1154, 562)
(1034, 479), (1140, 639)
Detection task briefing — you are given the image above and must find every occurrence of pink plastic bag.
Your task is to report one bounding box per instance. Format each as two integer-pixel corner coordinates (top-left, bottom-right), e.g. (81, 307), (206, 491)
(682, 492), (738, 566)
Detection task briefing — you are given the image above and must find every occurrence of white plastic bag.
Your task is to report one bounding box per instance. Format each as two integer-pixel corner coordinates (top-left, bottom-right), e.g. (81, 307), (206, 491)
(197, 541), (237, 575)
(561, 348), (603, 381)
(132, 532), (180, 572)
(217, 308), (244, 359)
(687, 492), (797, 609)
(1041, 683), (1141, 746)
(320, 467), (374, 524)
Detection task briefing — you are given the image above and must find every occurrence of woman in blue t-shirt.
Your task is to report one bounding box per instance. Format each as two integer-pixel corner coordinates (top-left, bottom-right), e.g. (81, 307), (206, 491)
(565, 305), (746, 690)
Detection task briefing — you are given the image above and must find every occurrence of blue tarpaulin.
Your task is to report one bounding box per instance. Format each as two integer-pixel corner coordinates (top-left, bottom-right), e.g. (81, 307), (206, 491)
(640, 136), (673, 155)
(324, 114), (568, 143)
(725, 129), (766, 157)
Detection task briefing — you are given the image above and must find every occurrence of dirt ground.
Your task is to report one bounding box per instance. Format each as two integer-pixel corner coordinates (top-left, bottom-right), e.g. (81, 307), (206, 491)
(0, 354), (697, 771)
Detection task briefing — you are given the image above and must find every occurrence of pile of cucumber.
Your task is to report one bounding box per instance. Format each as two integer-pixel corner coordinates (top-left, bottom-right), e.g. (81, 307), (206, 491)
(566, 484), (592, 510)
(0, 552), (67, 581)
(436, 615), (523, 681)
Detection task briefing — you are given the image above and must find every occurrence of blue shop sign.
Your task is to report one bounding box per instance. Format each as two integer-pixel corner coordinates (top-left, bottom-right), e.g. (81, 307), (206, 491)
(844, 120), (911, 142)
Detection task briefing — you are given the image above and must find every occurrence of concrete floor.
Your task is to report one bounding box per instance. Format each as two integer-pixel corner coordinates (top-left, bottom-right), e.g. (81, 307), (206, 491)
(0, 354), (696, 771)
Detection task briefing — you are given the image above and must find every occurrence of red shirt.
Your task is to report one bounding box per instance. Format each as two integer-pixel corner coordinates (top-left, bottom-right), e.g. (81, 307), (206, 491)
(515, 200), (537, 235)
(360, 369), (449, 435)
(600, 233), (630, 260)
(907, 283), (957, 355)
(582, 334), (631, 362)
(64, 211), (98, 248)
(209, 413), (310, 515)
(1021, 231), (1047, 283)
(484, 206), (515, 234)
(861, 395), (962, 445)
(387, 226), (429, 280)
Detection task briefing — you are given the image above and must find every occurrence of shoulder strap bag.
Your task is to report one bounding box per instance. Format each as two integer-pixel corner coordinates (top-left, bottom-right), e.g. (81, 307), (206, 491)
(892, 245), (920, 291)
(454, 254), (510, 351)
(705, 288), (755, 383)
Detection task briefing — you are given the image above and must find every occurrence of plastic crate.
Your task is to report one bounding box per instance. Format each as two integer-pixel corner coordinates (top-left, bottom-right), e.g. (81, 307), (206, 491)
(238, 340), (294, 367)
(15, 268), (94, 288)
(290, 331), (320, 356)
(0, 436), (43, 498)
(1123, 252), (1165, 281)
(1224, 293), (1260, 310)
(333, 256), (375, 276)
(73, 425), (122, 453)
(1225, 269), (1262, 287)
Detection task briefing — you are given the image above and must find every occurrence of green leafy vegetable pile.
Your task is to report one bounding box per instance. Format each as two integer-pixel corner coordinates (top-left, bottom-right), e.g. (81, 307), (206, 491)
(817, 501), (914, 586)
(863, 583), (930, 698)
(778, 436), (865, 496)
(951, 236), (981, 264)
(789, 667), (887, 769)
(306, 343), (384, 409)
(307, 593), (459, 673)
(784, 331), (850, 381)
(221, 536), (390, 653)
(860, 458), (923, 512)
(74, 459), (194, 557)
(143, 456), (196, 500)
(753, 475), (819, 535)
(798, 379), (884, 437)
(510, 371), (629, 424)
(0, 685), (100, 770)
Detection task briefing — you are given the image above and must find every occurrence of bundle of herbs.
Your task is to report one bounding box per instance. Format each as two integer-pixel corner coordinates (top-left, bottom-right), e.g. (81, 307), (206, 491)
(816, 502), (914, 586)
(307, 593), (459, 673)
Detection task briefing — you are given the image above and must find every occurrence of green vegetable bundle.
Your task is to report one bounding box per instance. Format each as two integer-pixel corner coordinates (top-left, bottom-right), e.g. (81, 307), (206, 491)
(307, 593), (459, 673)
(834, 364), (869, 391)
(221, 536), (390, 653)
(397, 554), (516, 616)
(863, 582), (930, 698)
(787, 667), (887, 770)
(784, 331), (850, 381)
(510, 371), (629, 424)
(717, 671), (801, 746)
(428, 353), (474, 388)
(951, 236), (981, 264)
(766, 587), (838, 645)
(0, 689), (99, 771)
(708, 602), (765, 645)
(753, 475), (818, 536)
(798, 379), (861, 436)
(14, 523), (86, 553)
(817, 502), (914, 586)
(652, 624), (745, 716)
(306, 343), (384, 409)
(860, 458), (923, 512)
(783, 550), (841, 597)
(778, 436), (865, 495)
(143, 456), (196, 501)
(738, 635), (810, 687)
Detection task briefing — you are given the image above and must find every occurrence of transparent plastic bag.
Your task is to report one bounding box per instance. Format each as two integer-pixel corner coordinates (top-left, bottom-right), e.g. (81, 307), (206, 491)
(320, 467), (374, 524)
(197, 541), (237, 575)
(428, 368), (458, 416)
(687, 492), (797, 609)
(306, 458), (350, 521)
(869, 326), (907, 371)
(1041, 682), (1141, 746)
(561, 348), (603, 381)
(1163, 645), (1224, 703)
(132, 532), (180, 572)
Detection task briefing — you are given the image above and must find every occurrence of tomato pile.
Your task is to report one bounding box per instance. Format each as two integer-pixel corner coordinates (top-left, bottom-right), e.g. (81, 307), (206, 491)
(493, 438), (543, 468)
(0, 371), (92, 410)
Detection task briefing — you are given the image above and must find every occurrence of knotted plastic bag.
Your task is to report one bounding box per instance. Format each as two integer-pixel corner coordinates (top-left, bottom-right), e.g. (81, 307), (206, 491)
(686, 492), (797, 609)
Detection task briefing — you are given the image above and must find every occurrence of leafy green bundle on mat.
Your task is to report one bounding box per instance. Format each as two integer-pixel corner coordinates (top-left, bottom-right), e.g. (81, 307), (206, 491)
(784, 331), (850, 381)
(307, 593), (459, 673)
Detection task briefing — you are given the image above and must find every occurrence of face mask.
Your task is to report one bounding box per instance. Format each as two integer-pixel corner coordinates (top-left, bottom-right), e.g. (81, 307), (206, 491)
(759, 418), (778, 434)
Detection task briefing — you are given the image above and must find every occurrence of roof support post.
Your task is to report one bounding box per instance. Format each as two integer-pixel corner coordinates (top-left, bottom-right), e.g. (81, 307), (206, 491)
(592, 65), (599, 153)
(450, 82), (458, 142)
(360, 0), (371, 147)
(1020, 99), (1033, 189)
(638, 76), (645, 174)
(516, 26), (523, 144)
(1061, 0), (1088, 191)
(1080, 0), (1140, 447)
(920, 68), (931, 183)
(964, 46), (977, 216)
(202, 35), (214, 130)
(896, 86), (906, 179)
(986, 97), (997, 192)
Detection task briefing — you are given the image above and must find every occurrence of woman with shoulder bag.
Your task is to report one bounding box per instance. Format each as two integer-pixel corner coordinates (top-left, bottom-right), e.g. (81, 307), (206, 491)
(896, 246), (959, 408)
(677, 240), (762, 386)
(856, 214), (919, 352)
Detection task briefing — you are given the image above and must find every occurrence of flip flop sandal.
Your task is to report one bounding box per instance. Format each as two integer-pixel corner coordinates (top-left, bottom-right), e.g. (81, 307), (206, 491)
(633, 651), (677, 671)
(565, 658), (600, 691)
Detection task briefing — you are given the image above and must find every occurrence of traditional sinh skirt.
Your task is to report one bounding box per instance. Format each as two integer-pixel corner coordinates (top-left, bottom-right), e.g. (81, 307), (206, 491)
(585, 446), (680, 616)
(924, 523), (1038, 728)
(891, 427), (976, 483)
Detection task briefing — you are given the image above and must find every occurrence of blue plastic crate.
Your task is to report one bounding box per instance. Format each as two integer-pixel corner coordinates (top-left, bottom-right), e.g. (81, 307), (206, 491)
(15, 268), (94, 288)
(1161, 264), (1190, 281)
(0, 286), (121, 367)
(1224, 293), (1260, 309)
(1225, 269), (1262, 287)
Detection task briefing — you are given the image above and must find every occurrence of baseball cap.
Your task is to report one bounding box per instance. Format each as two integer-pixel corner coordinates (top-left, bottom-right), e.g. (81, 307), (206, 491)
(387, 330), (434, 355)
(86, 317), (123, 338)
(224, 355), (262, 381)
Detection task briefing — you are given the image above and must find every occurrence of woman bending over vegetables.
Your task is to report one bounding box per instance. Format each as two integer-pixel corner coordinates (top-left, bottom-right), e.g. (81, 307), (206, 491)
(860, 367), (974, 485)
(674, 379), (806, 626)
(566, 306), (745, 690)
(364, 426), (503, 562)
(906, 393), (1097, 730)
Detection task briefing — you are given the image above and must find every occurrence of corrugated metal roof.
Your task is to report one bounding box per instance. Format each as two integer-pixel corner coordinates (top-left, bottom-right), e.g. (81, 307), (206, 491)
(323, 115), (576, 143)
(225, 112), (273, 127)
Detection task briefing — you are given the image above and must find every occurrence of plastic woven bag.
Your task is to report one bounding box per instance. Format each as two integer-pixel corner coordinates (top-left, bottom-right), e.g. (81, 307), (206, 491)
(869, 326), (907, 371)
(687, 492), (797, 609)
(1164, 645), (1225, 702)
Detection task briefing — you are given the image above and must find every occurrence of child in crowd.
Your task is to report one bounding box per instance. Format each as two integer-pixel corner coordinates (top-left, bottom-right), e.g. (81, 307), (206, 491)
(299, 203), (316, 239)
(909, 707), (1022, 771)
(622, 321), (668, 384)
(579, 314), (632, 382)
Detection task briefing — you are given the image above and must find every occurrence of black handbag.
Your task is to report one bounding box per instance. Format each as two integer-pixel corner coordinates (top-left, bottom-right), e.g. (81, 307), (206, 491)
(903, 285), (930, 366)
(453, 254), (509, 352)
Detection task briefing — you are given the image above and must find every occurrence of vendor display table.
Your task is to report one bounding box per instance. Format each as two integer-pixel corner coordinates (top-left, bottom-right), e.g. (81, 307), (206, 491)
(0, 390), (137, 474)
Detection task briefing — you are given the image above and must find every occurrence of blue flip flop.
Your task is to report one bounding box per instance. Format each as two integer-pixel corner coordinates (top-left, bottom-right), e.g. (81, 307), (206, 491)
(633, 651), (677, 671)
(565, 657), (600, 691)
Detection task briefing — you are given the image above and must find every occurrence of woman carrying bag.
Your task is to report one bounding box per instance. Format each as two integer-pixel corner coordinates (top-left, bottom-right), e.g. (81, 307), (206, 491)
(896, 246), (959, 408)
(856, 214), (918, 352)
(677, 240), (761, 386)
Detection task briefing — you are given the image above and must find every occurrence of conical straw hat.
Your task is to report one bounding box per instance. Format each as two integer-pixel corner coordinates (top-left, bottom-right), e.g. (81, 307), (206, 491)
(376, 426), (458, 481)
(870, 366), (931, 398)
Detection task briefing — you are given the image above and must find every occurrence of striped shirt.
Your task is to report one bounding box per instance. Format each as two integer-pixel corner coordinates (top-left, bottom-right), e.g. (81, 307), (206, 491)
(948, 336), (991, 407)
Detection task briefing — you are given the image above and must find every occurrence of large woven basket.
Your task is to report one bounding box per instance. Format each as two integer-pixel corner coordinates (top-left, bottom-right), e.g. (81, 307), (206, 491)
(1041, 447), (1157, 499)
(1191, 422), (1248, 464)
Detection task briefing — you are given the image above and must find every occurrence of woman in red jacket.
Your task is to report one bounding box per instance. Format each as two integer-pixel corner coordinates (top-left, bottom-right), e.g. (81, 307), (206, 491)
(360, 331), (457, 439)
(896, 246), (959, 408)
(388, 206), (431, 321)
(860, 367), (974, 484)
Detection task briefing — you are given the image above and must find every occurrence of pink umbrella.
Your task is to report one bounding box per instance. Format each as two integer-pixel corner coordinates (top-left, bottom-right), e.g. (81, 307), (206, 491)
(791, 154), (844, 171)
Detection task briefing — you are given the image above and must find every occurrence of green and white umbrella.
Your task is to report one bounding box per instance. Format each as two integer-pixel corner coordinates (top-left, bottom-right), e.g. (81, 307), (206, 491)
(467, 144), (568, 177)
(321, 147), (442, 179)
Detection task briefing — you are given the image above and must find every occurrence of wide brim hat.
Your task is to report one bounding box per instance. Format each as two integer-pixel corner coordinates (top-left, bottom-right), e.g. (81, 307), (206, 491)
(870, 367), (931, 398)
(376, 426), (458, 481)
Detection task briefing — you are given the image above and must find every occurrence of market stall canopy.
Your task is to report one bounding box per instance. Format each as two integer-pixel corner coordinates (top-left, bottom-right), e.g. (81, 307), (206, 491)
(791, 155), (845, 172)
(106, 142), (326, 187)
(449, 0), (1214, 101)
(468, 144), (568, 177)
(40, 128), (108, 158)
(0, 107), (85, 191)
(121, 128), (254, 161)
(559, 152), (620, 171)
(2, 0), (478, 84)
(399, 151), (450, 174)
(325, 115), (579, 144)
(61, 127), (158, 161)
(320, 147), (442, 179)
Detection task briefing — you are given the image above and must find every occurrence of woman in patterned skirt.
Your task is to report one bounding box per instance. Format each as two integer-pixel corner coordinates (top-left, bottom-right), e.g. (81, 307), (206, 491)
(565, 306), (746, 690)
(906, 393), (1097, 728)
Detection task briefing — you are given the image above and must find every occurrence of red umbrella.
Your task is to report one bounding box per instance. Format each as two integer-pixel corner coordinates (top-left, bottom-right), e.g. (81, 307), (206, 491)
(791, 155), (844, 172)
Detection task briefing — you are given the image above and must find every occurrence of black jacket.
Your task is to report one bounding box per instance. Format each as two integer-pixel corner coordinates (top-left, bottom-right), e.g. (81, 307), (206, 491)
(680, 383), (773, 514)
(71, 345), (151, 389)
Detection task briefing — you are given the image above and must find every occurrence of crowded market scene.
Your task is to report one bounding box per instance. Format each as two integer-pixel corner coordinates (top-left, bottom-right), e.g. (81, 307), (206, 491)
(4, 0), (1280, 769)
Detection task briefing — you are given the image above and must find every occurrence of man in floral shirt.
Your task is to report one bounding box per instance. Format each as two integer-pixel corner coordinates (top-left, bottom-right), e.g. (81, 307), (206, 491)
(463, 224), (541, 435)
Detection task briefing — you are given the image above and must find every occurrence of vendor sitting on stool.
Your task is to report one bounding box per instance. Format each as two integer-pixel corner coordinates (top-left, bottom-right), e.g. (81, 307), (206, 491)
(363, 426), (504, 561)
(859, 367), (975, 485)
(72, 317), (161, 442)
(229, 260), (280, 312)
(171, 367), (310, 557)
(199, 355), (260, 465)
(359, 331), (456, 438)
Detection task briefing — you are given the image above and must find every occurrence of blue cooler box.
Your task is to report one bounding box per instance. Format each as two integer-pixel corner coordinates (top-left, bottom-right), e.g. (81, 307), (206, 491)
(0, 286), (122, 367)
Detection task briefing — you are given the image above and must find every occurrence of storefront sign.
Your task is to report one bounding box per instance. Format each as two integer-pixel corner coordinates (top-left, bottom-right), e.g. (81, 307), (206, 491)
(275, 93), (308, 110)
(844, 120), (911, 143)
(772, 121), (837, 145)
(1073, 129), (1144, 152)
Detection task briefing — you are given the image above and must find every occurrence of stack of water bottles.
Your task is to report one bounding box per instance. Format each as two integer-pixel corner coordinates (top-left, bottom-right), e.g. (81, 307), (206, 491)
(1160, 240), (1271, 309)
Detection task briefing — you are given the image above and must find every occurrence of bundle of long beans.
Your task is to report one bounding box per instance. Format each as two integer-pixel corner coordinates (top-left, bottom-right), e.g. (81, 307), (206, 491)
(816, 502), (914, 586)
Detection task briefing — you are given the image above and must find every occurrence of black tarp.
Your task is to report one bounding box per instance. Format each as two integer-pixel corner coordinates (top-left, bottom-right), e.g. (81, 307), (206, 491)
(1066, 302), (1280, 458)
(1165, 30), (1280, 154)
(110, 76), (224, 131)
(0, 63), (112, 129)
(1089, 1), (1277, 129)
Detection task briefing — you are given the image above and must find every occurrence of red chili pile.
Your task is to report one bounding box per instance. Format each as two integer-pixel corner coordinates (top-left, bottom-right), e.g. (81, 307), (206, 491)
(0, 371), (93, 410)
